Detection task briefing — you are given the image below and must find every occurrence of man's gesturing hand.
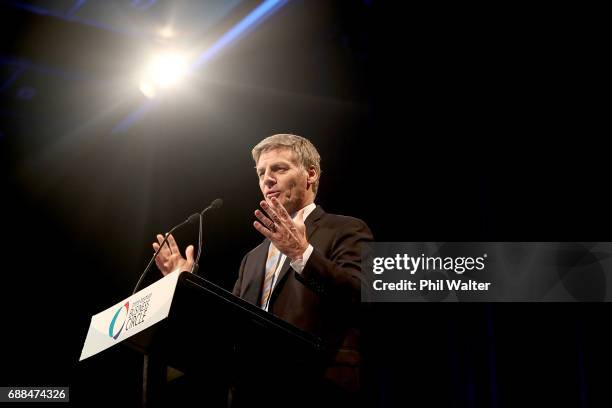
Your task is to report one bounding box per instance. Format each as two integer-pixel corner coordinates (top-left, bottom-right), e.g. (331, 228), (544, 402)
(253, 197), (309, 261)
(152, 233), (194, 276)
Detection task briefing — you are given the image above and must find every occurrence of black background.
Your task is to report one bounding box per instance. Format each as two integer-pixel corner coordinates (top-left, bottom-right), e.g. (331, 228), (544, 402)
(0, 1), (609, 406)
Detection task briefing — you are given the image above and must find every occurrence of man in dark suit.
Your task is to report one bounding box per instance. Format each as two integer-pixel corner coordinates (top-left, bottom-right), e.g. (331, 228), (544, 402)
(153, 134), (373, 406)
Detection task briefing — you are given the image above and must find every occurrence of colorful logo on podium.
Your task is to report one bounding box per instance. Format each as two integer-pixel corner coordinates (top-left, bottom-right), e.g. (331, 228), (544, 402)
(108, 301), (129, 340)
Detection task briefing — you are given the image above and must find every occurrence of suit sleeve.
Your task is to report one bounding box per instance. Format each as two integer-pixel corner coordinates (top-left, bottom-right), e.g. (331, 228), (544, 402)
(232, 253), (248, 296)
(298, 218), (373, 303)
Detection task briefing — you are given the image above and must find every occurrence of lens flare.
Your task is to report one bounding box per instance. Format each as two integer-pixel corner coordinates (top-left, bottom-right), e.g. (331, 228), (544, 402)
(139, 52), (188, 98)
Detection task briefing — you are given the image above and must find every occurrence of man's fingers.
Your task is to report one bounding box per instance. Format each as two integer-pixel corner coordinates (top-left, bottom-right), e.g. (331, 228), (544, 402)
(167, 234), (180, 253)
(260, 200), (282, 224)
(271, 196), (291, 220)
(156, 234), (171, 256)
(254, 209), (276, 231)
(156, 234), (169, 250)
(253, 220), (273, 239)
(185, 245), (195, 263)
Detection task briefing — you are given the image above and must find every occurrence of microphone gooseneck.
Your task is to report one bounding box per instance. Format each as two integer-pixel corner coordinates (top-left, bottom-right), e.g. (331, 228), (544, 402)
(192, 198), (223, 275)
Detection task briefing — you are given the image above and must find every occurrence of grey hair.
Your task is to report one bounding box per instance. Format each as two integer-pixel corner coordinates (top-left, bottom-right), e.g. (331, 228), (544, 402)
(252, 133), (321, 194)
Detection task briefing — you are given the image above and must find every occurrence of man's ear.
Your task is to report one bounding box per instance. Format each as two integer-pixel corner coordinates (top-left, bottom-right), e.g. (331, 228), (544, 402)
(306, 166), (318, 187)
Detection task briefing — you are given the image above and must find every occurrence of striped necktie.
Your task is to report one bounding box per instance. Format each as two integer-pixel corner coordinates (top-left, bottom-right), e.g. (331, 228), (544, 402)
(260, 243), (282, 309)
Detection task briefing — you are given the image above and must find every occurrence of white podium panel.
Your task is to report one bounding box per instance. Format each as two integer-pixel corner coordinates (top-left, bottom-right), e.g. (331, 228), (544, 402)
(79, 271), (183, 361)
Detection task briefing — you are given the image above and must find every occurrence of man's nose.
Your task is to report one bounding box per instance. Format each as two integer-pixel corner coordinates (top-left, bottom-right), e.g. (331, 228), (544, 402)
(263, 170), (276, 186)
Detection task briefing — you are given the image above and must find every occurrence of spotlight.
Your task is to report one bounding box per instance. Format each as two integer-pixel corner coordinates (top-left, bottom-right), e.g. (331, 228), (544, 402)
(158, 26), (175, 39)
(139, 51), (189, 98)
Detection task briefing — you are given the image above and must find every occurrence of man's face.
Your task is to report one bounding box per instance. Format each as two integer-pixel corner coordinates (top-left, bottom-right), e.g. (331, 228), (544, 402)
(256, 148), (312, 215)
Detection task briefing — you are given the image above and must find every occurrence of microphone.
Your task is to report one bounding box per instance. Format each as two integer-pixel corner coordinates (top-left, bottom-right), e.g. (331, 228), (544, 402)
(132, 212), (200, 294)
(192, 198), (223, 275)
(208, 198), (223, 210)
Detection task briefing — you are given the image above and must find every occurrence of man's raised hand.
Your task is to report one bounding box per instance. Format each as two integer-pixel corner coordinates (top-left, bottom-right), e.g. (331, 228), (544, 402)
(253, 197), (309, 261)
(152, 233), (194, 276)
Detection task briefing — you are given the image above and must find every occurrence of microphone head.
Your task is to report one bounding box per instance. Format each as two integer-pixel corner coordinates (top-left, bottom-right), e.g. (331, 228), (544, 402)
(210, 198), (223, 210)
(187, 213), (200, 224)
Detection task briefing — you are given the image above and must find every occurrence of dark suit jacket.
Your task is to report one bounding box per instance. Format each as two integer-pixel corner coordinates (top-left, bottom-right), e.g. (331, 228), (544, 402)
(232, 205), (373, 394)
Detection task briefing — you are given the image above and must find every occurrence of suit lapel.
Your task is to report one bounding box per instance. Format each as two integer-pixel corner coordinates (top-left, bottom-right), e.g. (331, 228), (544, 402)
(269, 205), (325, 303)
(306, 205), (324, 241)
(242, 239), (269, 305)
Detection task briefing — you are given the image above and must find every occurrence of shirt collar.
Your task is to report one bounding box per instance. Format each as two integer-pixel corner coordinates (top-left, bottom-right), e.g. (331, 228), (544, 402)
(291, 202), (316, 221)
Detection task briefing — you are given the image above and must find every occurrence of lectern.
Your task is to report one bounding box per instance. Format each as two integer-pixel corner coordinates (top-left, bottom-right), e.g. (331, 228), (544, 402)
(80, 271), (326, 407)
